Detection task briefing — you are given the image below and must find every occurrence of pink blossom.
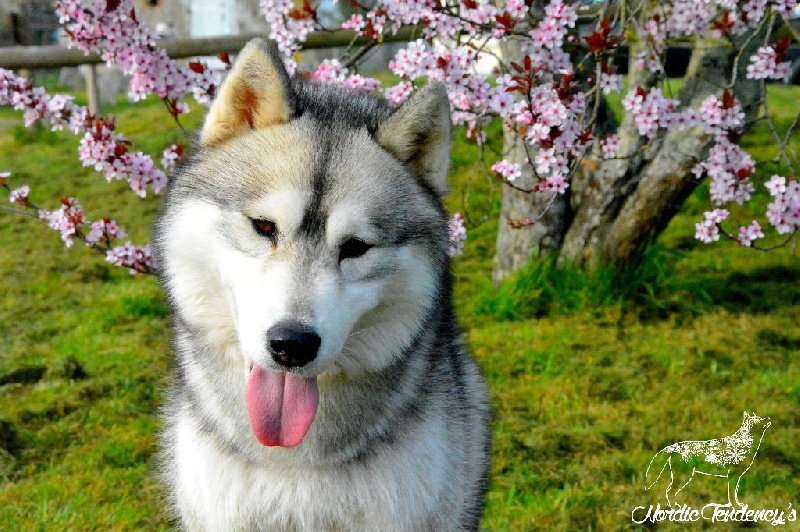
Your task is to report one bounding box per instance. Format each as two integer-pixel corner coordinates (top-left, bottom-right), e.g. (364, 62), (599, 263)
(737, 221), (764, 247)
(491, 160), (522, 182)
(698, 92), (745, 138)
(1, 68), (169, 197)
(600, 134), (620, 159)
(600, 73), (624, 94)
(343, 75), (382, 94)
(341, 14), (365, 33)
(766, 178), (800, 234)
(106, 241), (153, 275)
(385, 82), (414, 106)
(447, 213), (467, 257)
(622, 87), (683, 138)
(310, 60), (347, 84)
(765, 175), (787, 196)
(746, 46), (792, 82)
(56, 0), (211, 107)
(85, 217), (127, 245)
(9, 185), (30, 205)
(161, 144), (183, 171)
(544, 172), (569, 194)
(695, 209), (729, 244)
(506, 0), (528, 18)
(693, 139), (755, 205)
(44, 198), (87, 247)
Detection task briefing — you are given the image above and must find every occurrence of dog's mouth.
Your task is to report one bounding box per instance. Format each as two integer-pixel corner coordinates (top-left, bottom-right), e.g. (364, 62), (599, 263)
(245, 364), (319, 448)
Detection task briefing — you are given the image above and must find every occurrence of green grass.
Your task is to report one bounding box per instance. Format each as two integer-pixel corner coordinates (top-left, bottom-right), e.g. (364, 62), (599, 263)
(1, 85), (799, 530)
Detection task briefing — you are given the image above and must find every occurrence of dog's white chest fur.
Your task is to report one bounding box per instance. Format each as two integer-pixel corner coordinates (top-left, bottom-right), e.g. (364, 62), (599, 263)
(173, 412), (452, 531)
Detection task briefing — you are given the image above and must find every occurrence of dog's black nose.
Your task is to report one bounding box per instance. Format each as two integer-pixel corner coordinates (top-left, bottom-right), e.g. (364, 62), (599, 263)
(267, 322), (320, 368)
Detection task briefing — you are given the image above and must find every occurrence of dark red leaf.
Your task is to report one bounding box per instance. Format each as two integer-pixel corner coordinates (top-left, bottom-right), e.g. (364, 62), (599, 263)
(712, 13), (735, 33)
(774, 38), (791, 61)
(218, 52), (231, 66)
(188, 61), (205, 74)
(584, 31), (606, 54)
(363, 18), (379, 40)
(727, 130), (743, 143)
(495, 11), (512, 33)
(556, 72), (574, 99)
(106, 0), (121, 13)
(736, 167), (751, 180)
(585, 18), (620, 54)
(721, 89), (735, 110)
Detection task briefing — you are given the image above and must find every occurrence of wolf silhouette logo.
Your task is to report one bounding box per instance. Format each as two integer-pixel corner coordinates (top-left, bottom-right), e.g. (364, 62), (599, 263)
(645, 412), (772, 508)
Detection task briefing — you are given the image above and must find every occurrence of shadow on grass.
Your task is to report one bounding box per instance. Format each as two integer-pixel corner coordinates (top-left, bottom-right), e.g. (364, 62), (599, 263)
(477, 249), (800, 322)
(695, 266), (800, 314)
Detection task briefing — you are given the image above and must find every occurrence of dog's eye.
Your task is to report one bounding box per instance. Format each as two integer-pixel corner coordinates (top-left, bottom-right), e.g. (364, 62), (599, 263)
(339, 238), (372, 261)
(251, 219), (277, 239)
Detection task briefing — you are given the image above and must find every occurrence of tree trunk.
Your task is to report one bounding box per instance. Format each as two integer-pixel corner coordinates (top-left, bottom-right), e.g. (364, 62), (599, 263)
(598, 38), (759, 269)
(491, 134), (570, 284)
(492, 38), (569, 284)
(493, 36), (760, 278)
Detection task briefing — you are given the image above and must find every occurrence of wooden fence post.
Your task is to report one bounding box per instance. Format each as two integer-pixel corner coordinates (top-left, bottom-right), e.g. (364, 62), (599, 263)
(84, 64), (101, 115)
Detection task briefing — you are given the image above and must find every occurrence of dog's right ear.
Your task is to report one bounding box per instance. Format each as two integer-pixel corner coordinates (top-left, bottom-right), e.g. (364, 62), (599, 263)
(201, 39), (294, 146)
(377, 83), (452, 196)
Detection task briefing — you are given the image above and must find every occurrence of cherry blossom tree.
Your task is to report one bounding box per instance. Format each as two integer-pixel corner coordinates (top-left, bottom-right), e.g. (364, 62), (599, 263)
(1, 0), (798, 280)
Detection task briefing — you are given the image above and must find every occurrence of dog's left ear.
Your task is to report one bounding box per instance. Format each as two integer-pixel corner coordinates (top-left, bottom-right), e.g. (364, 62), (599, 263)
(201, 38), (294, 146)
(377, 83), (452, 196)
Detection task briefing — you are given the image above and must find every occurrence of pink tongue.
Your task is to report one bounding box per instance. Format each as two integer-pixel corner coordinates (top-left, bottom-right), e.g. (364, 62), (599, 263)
(246, 366), (319, 447)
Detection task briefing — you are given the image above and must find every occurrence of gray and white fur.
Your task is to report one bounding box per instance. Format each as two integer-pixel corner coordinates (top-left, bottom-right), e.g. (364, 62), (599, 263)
(152, 38), (490, 531)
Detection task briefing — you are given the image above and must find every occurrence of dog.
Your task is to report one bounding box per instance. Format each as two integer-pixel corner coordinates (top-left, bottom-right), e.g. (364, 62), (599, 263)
(152, 39), (491, 530)
(644, 411), (772, 508)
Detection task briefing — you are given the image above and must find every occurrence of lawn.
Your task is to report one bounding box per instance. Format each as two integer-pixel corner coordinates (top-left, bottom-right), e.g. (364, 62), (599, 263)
(0, 83), (798, 530)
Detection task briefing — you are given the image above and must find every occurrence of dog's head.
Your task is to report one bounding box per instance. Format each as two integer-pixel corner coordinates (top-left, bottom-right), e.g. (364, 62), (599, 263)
(154, 39), (452, 447)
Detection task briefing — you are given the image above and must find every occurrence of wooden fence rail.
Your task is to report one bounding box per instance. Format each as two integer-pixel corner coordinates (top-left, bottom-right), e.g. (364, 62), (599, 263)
(0, 28), (420, 70)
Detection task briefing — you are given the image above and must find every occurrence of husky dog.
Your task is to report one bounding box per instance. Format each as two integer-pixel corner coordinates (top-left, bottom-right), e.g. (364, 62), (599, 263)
(645, 411), (772, 508)
(152, 39), (491, 530)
